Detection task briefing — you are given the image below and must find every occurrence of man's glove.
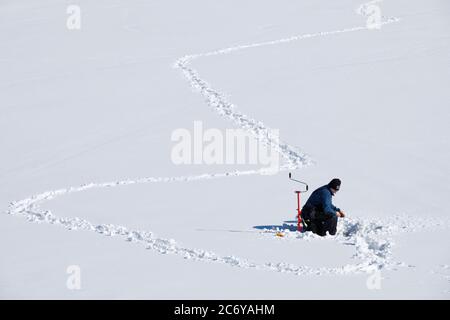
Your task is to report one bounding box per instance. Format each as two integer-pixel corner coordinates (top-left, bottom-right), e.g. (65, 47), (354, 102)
(337, 210), (345, 218)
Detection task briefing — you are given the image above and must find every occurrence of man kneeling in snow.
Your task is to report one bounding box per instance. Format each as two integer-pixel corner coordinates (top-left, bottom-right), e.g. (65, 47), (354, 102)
(301, 179), (345, 236)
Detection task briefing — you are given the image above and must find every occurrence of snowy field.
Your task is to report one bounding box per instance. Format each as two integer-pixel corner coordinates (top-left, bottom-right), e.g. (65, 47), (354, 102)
(1, 0), (449, 299)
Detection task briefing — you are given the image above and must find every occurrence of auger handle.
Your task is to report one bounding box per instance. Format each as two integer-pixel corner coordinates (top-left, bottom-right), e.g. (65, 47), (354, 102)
(288, 172), (308, 193)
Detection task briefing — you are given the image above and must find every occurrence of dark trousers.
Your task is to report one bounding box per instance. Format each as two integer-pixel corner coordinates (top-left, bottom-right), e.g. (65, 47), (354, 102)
(302, 207), (338, 236)
(315, 214), (338, 236)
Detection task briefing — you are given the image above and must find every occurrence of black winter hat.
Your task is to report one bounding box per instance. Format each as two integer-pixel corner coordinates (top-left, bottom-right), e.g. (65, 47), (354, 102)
(328, 178), (341, 191)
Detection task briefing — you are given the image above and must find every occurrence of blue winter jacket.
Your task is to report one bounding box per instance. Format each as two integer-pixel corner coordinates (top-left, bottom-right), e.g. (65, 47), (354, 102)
(302, 185), (340, 218)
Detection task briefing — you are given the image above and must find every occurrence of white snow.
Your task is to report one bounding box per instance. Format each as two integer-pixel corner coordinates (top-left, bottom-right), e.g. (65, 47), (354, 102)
(1, 0), (449, 299)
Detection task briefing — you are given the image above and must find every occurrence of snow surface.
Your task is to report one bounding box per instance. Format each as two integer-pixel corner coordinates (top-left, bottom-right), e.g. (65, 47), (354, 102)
(1, 0), (450, 299)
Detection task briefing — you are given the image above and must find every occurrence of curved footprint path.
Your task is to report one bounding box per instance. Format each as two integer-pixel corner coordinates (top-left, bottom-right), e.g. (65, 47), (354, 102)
(9, 15), (444, 277)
